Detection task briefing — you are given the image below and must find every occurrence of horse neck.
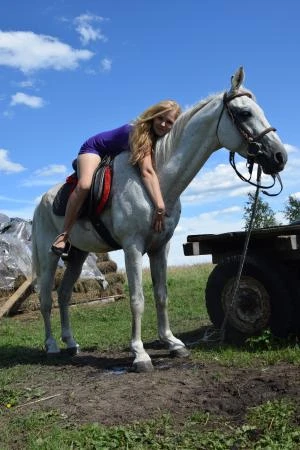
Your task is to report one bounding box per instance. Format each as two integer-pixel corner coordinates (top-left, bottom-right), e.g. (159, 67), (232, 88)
(157, 95), (222, 208)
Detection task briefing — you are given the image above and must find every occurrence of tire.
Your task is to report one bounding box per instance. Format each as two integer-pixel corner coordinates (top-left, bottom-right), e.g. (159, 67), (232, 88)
(205, 254), (294, 341)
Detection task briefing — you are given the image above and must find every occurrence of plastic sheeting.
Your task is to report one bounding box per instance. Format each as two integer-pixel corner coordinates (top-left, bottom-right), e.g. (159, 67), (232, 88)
(0, 218), (32, 289)
(82, 253), (108, 290)
(0, 218), (107, 291)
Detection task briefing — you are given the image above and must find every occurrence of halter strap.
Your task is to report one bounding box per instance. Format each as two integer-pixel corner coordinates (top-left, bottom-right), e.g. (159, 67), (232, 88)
(223, 91), (253, 103)
(252, 127), (276, 142)
(223, 92), (276, 144)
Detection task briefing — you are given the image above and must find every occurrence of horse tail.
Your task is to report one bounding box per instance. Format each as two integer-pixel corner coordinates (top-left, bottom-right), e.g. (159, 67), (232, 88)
(31, 204), (40, 284)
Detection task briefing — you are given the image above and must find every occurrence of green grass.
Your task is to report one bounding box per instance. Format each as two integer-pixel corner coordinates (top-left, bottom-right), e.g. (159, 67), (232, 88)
(0, 264), (210, 360)
(1, 401), (299, 449)
(0, 263), (299, 449)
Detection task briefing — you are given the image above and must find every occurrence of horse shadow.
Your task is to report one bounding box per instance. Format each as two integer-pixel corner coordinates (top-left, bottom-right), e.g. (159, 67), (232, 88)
(0, 325), (221, 370)
(0, 345), (135, 371)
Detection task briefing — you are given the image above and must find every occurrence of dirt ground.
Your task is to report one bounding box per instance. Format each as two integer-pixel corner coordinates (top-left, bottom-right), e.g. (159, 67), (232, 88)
(5, 332), (300, 427)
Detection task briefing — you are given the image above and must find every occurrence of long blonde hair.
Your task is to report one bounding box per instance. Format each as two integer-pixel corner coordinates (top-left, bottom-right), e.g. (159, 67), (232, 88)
(129, 100), (181, 165)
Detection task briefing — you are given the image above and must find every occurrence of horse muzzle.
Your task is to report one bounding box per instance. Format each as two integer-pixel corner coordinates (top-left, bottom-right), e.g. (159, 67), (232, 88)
(247, 141), (287, 175)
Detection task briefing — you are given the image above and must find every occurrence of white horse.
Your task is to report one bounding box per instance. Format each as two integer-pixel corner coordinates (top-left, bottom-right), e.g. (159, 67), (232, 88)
(32, 67), (287, 372)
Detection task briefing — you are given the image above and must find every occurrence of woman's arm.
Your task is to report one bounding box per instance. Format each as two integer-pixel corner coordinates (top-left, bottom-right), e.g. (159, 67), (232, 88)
(138, 153), (165, 233)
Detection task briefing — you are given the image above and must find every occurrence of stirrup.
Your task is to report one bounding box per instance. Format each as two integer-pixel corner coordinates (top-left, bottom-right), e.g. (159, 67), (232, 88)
(51, 233), (71, 257)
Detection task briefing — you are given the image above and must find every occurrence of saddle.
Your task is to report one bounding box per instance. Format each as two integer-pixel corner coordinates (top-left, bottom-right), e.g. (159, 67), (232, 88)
(53, 156), (121, 249)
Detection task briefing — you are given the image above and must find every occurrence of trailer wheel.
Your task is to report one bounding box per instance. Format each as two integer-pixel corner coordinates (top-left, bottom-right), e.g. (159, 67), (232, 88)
(205, 255), (293, 340)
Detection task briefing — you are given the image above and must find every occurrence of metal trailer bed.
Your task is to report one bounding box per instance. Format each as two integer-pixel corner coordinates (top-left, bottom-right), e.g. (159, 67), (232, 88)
(183, 225), (300, 339)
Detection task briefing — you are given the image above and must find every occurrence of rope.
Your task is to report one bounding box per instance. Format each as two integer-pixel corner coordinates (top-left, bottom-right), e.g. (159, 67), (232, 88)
(219, 165), (262, 344)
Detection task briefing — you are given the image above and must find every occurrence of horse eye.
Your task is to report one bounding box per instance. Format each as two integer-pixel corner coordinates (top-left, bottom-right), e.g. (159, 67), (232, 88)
(239, 110), (252, 119)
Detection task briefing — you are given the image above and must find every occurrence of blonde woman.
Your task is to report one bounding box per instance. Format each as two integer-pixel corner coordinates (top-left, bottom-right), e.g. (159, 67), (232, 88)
(51, 100), (181, 257)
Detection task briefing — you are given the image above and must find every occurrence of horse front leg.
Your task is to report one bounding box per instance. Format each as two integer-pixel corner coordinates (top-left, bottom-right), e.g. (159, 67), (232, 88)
(124, 245), (154, 372)
(57, 248), (89, 354)
(149, 244), (190, 358)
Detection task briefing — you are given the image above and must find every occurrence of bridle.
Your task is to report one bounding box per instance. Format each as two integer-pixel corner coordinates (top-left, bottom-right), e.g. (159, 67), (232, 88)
(216, 91), (282, 196)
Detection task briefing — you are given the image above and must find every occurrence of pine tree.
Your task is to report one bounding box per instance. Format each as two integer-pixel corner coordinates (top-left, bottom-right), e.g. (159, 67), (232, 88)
(243, 191), (279, 229)
(282, 195), (300, 224)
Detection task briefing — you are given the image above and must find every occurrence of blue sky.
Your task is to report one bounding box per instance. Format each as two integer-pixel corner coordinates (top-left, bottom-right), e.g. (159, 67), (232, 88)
(1, 0), (300, 269)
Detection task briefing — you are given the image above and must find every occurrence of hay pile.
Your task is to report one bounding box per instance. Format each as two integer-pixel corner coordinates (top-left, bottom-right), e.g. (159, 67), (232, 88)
(0, 252), (126, 315)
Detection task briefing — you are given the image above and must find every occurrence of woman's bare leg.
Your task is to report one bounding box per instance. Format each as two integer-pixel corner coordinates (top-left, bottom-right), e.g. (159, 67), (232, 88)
(52, 153), (101, 250)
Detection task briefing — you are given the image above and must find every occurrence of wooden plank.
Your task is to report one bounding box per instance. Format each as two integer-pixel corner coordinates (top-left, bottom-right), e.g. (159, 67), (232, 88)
(0, 277), (33, 318)
(187, 224), (300, 243)
(184, 225), (300, 260)
(69, 294), (125, 308)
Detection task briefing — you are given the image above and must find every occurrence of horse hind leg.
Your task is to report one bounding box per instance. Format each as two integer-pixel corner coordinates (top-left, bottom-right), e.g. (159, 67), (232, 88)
(57, 247), (88, 354)
(39, 256), (61, 354)
(32, 204), (62, 354)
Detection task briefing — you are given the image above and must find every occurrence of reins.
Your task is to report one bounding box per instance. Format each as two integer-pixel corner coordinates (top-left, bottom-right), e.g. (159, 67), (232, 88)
(219, 165), (262, 344)
(229, 151), (283, 196)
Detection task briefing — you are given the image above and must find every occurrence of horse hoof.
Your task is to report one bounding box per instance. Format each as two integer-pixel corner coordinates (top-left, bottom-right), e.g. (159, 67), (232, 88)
(170, 347), (190, 358)
(45, 345), (61, 355)
(132, 360), (154, 373)
(66, 346), (80, 356)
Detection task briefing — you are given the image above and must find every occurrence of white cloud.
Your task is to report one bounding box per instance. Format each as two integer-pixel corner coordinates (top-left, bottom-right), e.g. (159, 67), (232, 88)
(277, 144), (300, 193)
(17, 80), (35, 88)
(0, 30), (93, 73)
(284, 143), (299, 154)
(290, 192), (300, 200)
(21, 178), (65, 187)
(0, 194), (33, 204)
(182, 162), (249, 205)
(74, 13), (108, 45)
(100, 58), (112, 72)
(0, 149), (26, 174)
(34, 164), (67, 177)
(3, 110), (14, 119)
(175, 206), (243, 235)
(0, 205), (35, 221)
(10, 92), (45, 108)
(164, 209), (244, 268)
(182, 157), (285, 206)
(21, 164), (68, 187)
(34, 195), (43, 205)
(228, 185), (253, 197)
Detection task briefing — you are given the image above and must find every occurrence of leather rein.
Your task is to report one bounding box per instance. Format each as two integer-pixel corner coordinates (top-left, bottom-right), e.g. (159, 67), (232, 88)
(217, 91), (283, 196)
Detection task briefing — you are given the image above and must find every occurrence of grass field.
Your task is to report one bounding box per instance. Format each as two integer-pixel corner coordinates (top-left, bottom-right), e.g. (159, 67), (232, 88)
(0, 263), (299, 449)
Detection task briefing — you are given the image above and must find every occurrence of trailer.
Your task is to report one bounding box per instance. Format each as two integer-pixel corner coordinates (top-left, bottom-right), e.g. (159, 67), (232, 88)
(183, 225), (300, 340)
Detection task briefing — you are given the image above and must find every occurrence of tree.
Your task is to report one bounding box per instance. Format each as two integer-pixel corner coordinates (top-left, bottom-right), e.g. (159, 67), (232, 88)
(282, 195), (300, 224)
(243, 191), (279, 230)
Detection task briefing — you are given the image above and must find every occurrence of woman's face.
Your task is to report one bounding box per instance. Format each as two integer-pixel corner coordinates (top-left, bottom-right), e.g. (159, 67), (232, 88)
(152, 109), (178, 137)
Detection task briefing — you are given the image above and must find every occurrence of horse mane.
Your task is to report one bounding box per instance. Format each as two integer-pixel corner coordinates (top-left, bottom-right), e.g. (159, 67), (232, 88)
(154, 92), (222, 166)
(154, 87), (254, 167)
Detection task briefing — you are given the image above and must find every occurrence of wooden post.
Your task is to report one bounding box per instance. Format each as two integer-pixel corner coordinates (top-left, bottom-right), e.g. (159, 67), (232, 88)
(0, 277), (34, 318)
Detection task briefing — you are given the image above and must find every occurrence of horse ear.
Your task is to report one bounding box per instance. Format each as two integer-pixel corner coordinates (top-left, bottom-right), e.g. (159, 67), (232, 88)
(229, 66), (245, 93)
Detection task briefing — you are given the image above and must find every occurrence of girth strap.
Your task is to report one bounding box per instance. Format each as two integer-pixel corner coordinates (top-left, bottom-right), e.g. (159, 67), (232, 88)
(90, 215), (121, 250)
(88, 156), (121, 250)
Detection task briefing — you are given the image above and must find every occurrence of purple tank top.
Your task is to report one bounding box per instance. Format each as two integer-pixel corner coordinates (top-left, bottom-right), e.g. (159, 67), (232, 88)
(78, 123), (132, 157)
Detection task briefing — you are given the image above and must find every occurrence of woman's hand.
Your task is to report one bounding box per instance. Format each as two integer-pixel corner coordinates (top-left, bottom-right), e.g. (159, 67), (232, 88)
(153, 208), (165, 233)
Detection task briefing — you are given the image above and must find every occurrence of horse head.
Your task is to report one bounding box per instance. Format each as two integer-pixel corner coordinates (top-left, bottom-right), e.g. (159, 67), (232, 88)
(217, 67), (287, 175)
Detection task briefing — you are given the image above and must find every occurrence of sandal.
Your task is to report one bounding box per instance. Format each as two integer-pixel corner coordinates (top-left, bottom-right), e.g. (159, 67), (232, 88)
(51, 233), (71, 258)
